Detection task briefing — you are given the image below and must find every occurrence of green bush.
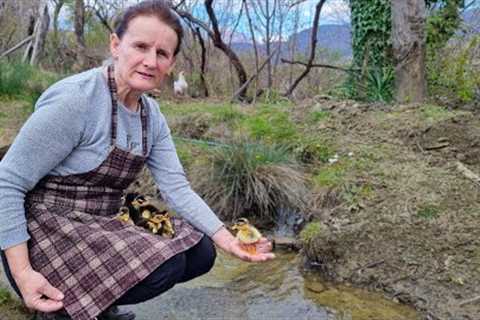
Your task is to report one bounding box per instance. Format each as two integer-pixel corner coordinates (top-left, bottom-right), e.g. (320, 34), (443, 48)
(191, 140), (307, 222)
(0, 60), (59, 105)
(427, 36), (480, 104)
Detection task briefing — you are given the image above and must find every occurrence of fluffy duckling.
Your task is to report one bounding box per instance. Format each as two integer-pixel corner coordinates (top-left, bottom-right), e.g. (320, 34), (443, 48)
(115, 206), (134, 225)
(125, 193), (175, 238)
(231, 218), (263, 254)
(147, 212), (175, 238)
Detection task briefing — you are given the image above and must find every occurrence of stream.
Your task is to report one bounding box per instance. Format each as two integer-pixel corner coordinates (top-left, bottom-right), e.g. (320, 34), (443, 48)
(125, 251), (419, 320)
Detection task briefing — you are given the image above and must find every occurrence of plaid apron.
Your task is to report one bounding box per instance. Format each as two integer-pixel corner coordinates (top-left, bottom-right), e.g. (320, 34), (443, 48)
(25, 65), (203, 320)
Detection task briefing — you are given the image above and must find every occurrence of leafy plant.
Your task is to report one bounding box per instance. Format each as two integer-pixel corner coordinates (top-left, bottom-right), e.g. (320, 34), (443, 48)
(417, 204), (440, 219)
(366, 67), (394, 103)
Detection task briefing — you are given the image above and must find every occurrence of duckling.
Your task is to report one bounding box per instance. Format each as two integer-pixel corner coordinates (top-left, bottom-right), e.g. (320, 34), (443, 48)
(147, 212), (176, 238)
(231, 218), (263, 255)
(123, 193), (142, 225)
(115, 206), (134, 225)
(126, 193), (175, 237)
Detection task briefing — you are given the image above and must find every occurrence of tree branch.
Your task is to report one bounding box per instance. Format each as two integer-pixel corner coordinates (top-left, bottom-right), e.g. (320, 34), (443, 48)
(281, 58), (359, 73)
(283, 0), (327, 97)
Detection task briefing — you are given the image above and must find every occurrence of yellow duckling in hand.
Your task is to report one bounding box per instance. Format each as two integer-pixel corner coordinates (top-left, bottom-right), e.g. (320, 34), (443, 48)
(231, 218), (263, 255)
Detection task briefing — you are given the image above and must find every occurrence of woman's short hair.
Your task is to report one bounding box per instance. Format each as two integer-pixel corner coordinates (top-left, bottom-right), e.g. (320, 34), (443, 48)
(114, 0), (183, 56)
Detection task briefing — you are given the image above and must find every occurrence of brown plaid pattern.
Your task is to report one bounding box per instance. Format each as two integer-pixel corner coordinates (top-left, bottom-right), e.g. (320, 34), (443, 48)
(24, 65), (203, 320)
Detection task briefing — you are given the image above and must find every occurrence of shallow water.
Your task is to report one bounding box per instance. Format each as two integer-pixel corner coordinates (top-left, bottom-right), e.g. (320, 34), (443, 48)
(126, 251), (419, 320)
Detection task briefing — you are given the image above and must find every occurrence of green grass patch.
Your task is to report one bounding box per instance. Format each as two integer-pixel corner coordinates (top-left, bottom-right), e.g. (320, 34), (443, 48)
(0, 61), (59, 106)
(241, 104), (298, 144)
(308, 110), (330, 123)
(300, 221), (325, 243)
(160, 100), (245, 122)
(0, 287), (12, 305)
(417, 204), (441, 219)
(419, 105), (456, 122)
(313, 163), (347, 188)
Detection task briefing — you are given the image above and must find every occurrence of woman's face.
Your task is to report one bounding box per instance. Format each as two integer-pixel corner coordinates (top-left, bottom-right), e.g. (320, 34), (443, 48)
(110, 15), (178, 92)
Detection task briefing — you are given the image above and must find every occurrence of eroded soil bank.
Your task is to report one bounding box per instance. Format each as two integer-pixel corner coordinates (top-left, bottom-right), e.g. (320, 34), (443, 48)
(299, 101), (480, 320)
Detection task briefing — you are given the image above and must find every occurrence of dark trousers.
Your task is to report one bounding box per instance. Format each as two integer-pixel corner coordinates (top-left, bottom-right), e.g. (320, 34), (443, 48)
(1, 235), (216, 305)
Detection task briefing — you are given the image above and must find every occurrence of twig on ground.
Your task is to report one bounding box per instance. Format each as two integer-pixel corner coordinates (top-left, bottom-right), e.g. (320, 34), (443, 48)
(459, 295), (480, 306)
(456, 161), (480, 185)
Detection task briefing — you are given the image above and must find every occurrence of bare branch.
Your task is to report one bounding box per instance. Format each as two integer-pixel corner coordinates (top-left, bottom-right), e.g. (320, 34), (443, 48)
(283, 0), (327, 97)
(281, 58), (359, 73)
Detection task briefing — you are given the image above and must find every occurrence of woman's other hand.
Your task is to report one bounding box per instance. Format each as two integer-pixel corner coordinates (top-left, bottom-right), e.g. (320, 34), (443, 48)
(212, 227), (275, 262)
(5, 243), (64, 313)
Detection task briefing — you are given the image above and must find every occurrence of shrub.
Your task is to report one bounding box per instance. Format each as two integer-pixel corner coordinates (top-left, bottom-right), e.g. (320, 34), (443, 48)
(0, 60), (59, 105)
(427, 35), (480, 105)
(191, 140), (308, 222)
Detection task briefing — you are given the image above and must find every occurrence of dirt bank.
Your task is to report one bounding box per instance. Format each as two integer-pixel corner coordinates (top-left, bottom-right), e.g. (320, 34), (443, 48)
(300, 100), (480, 320)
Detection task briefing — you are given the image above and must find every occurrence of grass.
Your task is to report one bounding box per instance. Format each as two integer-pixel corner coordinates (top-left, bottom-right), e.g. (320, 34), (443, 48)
(300, 222), (326, 244)
(0, 286), (30, 320)
(417, 204), (441, 220)
(0, 61), (59, 107)
(241, 104), (298, 144)
(190, 140), (307, 222)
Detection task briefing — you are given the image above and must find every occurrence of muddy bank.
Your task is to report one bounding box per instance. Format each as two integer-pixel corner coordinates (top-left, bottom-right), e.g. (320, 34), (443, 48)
(299, 102), (480, 320)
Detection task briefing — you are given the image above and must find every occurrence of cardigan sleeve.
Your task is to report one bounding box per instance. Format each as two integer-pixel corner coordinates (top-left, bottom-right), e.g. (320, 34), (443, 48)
(0, 84), (86, 249)
(145, 101), (224, 237)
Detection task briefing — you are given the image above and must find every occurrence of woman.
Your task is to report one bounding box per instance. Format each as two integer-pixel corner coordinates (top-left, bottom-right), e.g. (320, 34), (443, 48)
(0, 1), (274, 319)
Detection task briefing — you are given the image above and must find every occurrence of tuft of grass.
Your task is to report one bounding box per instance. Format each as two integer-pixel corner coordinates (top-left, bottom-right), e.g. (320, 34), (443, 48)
(191, 140), (307, 221)
(417, 204), (440, 219)
(313, 163), (346, 188)
(0, 287), (12, 305)
(300, 221), (325, 243)
(294, 137), (334, 164)
(419, 105), (456, 123)
(308, 110), (330, 123)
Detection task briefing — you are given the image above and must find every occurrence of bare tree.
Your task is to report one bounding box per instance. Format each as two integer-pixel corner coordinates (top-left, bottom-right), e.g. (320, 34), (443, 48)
(30, 1), (50, 65)
(392, 0), (427, 103)
(283, 0), (327, 97)
(174, 1), (249, 100)
(194, 27), (209, 97)
(74, 0), (87, 69)
(51, 0), (66, 42)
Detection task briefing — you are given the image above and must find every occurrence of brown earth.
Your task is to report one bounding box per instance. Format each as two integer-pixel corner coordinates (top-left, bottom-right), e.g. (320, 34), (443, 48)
(298, 99), (480, 320)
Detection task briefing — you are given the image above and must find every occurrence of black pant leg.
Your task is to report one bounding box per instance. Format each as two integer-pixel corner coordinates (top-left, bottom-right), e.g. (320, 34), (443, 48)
(180, 235), (217, 283)
(115, 252), (186, 305)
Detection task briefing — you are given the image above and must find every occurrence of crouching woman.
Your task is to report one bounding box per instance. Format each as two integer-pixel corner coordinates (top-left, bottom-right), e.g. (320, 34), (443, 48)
(0, 1), (274, 319)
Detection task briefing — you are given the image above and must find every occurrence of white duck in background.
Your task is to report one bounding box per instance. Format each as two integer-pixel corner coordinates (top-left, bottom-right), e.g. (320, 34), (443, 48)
(173, 71), (188, 96)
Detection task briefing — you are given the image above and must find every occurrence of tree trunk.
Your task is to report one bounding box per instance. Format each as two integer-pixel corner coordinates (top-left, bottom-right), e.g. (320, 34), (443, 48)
(74, 0), (87, 70)
(30, 0), (49, 65)
(391, 0), (427, 103)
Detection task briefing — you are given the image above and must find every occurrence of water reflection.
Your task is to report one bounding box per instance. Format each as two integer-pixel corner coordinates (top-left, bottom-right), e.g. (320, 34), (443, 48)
(128, 252), (419, 320)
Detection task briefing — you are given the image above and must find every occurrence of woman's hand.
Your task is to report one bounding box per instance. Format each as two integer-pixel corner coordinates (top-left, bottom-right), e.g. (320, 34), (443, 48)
(13, 266), (64, 313)
(5, 243), (64, 313)
(212, 227), (275, 262)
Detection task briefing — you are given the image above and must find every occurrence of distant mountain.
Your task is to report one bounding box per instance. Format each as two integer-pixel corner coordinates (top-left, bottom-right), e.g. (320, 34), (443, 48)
(230, 24), (352, 59)
(289, 24), (352, 57)
(230, 8), (478, 59)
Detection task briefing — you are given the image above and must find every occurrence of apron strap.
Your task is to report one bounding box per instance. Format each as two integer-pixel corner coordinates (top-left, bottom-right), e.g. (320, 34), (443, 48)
(107, 64), (148, 156)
